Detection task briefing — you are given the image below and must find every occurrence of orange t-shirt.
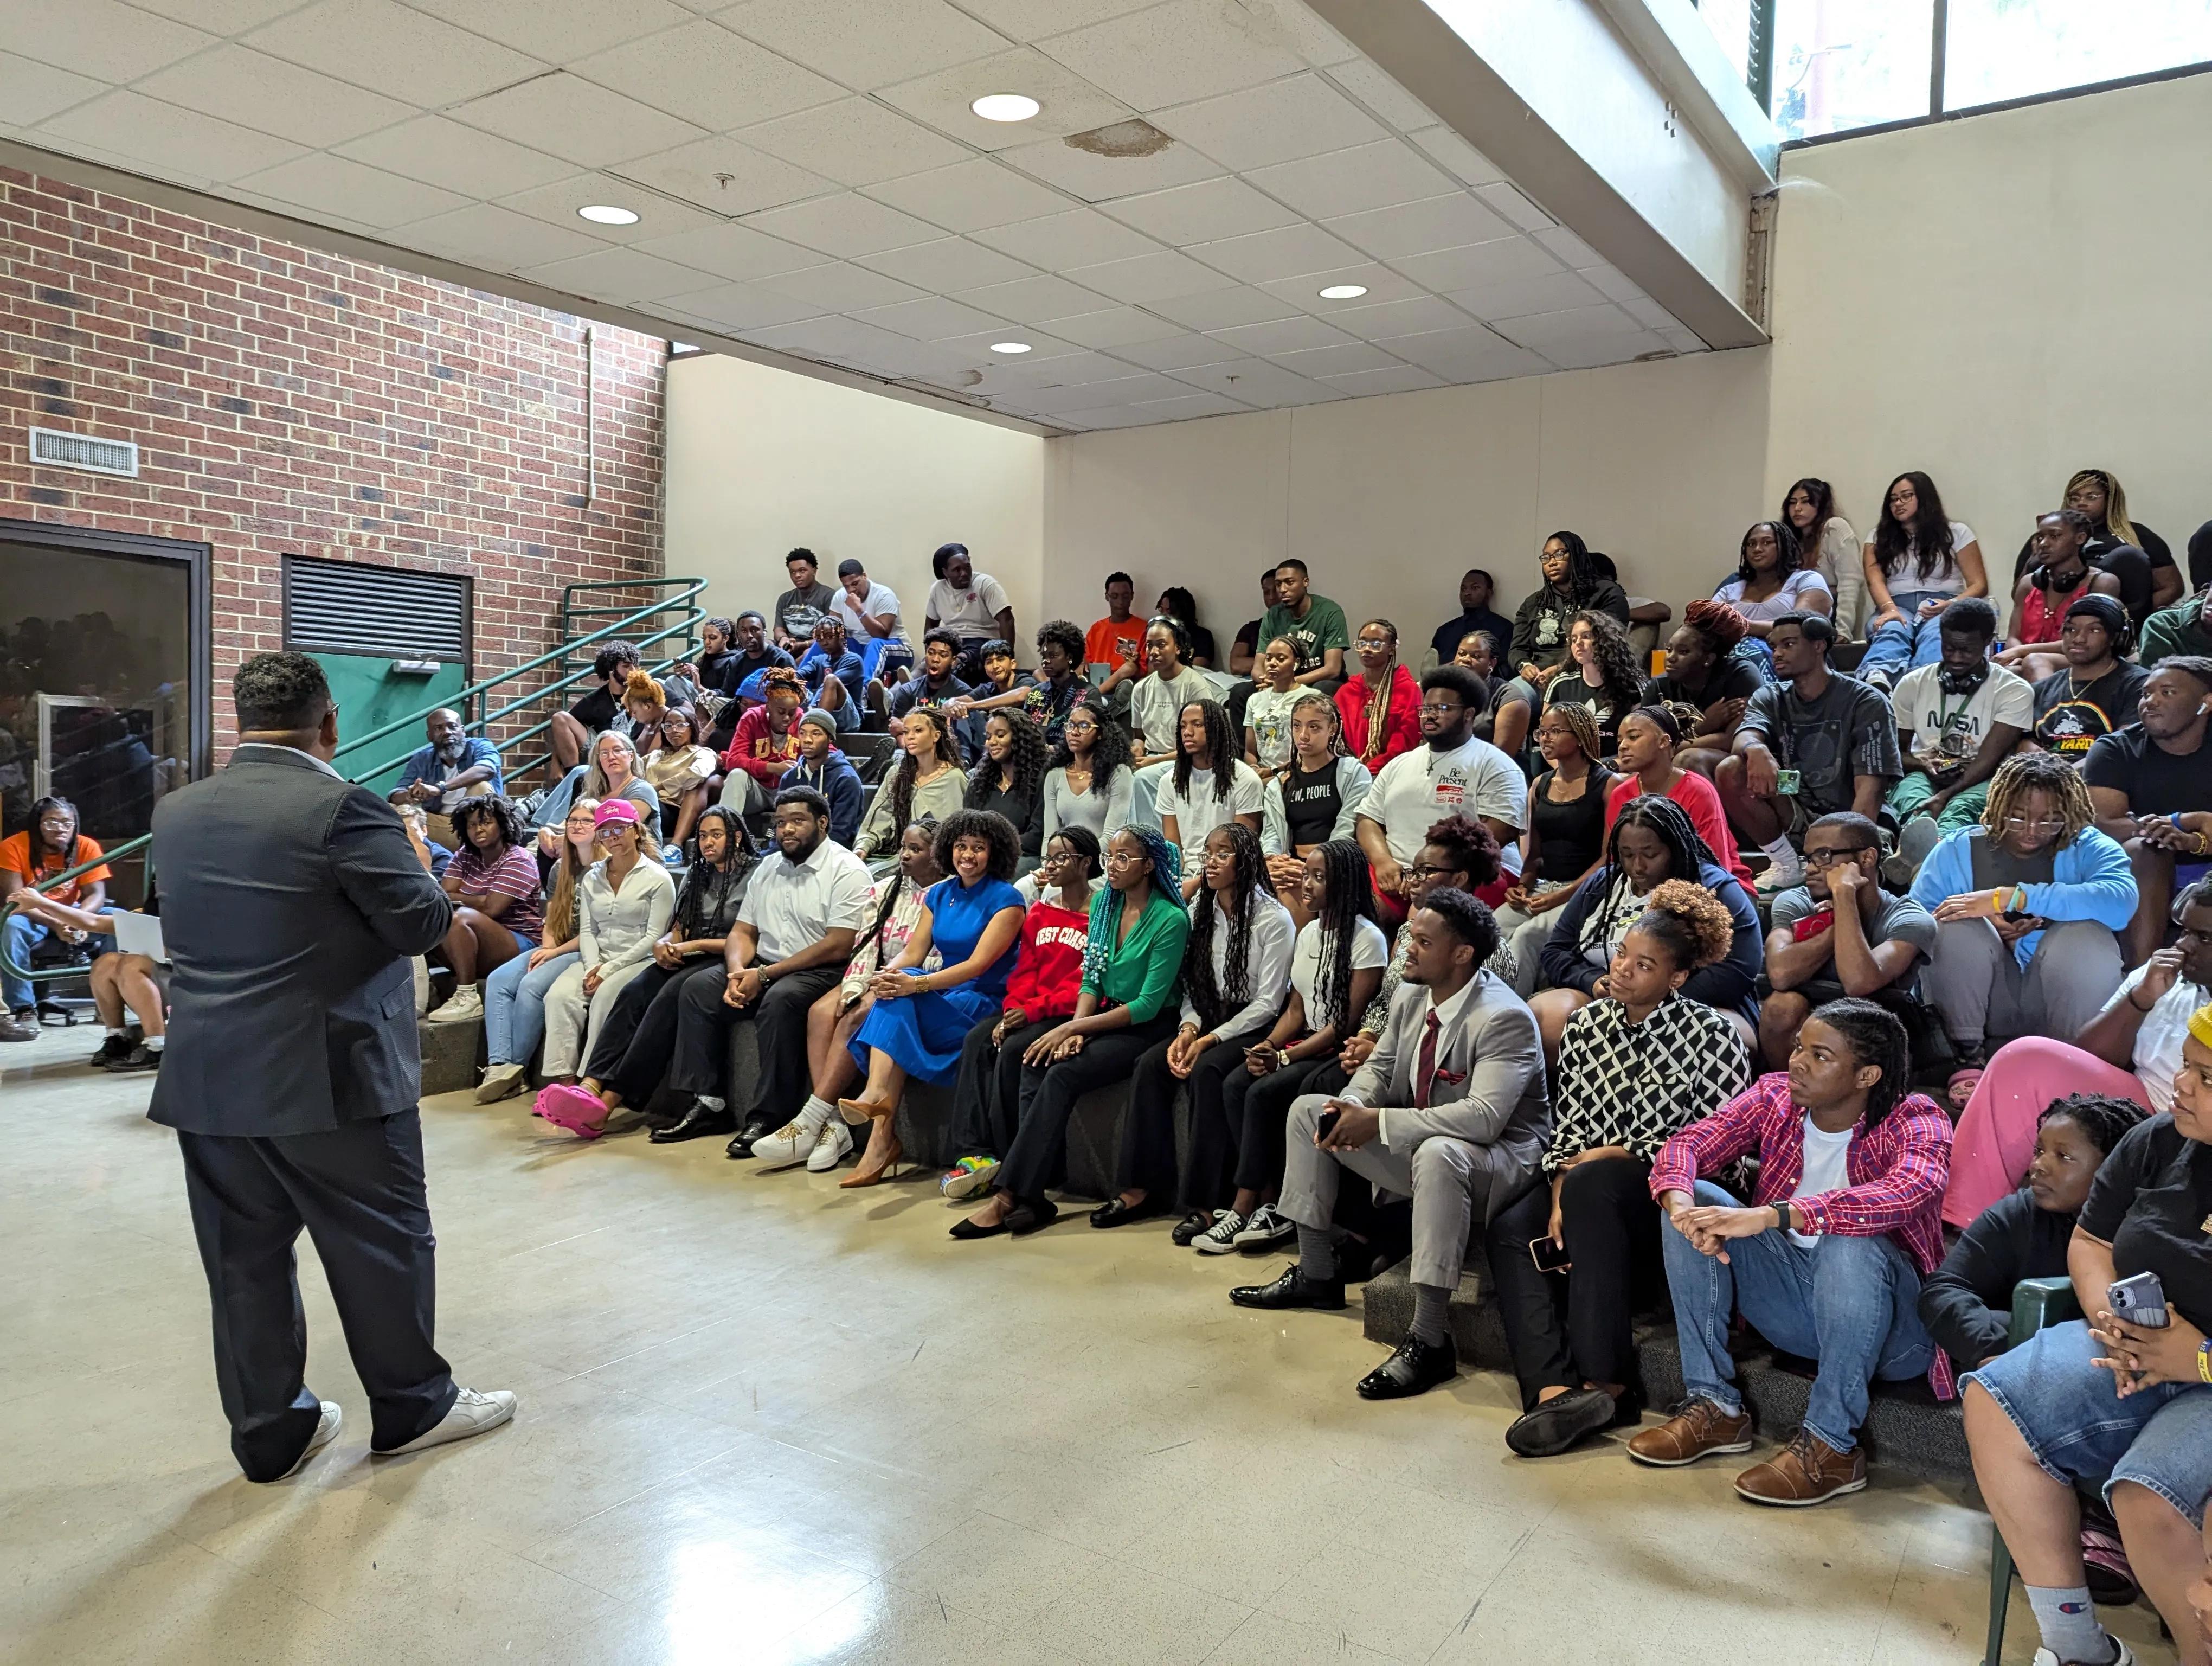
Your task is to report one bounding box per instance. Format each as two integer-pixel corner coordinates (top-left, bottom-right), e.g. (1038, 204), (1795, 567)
(1085, 616), (1146, 672)
(0, 830), (111, 905)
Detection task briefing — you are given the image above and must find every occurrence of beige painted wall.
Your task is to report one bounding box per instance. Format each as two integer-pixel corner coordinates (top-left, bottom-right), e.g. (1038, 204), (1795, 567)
(664, 352), (1044, 640)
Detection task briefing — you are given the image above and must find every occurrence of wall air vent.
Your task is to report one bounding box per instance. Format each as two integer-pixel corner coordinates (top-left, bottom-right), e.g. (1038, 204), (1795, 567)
(29, 426), (140, 478)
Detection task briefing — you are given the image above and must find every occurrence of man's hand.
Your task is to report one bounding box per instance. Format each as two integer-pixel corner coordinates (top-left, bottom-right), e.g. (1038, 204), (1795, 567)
(1316, 1099), (1379, 1151)
(1338, 1031), (1377, 1072)
(2141, 815), (2196, 853)
(1933, 889), (2008, 922)
(723, 966), (763, 1009)
(2136, 947), (2184, 1010)
(1369, 855), (1404, 899)
(1742, 742), (1779, 800)
(1828, 860), (1864, 905)
(1670, 1201), (1777, 1263)
(2091, 1309), (2208, 1395)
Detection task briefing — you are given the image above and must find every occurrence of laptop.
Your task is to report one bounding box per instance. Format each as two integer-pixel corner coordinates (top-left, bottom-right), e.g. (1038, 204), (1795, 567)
(111, 912), (166, 963)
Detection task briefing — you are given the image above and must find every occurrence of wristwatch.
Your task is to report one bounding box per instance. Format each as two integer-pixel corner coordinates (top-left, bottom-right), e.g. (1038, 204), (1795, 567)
(1771, 1201), (1793, 1233)
(1276, 1048), (1291, 1072)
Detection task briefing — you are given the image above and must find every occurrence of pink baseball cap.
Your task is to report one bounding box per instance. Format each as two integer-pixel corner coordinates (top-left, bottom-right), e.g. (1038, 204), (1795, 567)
(593, 798), (641, 831)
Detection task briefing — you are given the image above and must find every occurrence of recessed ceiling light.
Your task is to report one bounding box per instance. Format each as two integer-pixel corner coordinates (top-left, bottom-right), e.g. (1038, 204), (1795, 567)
(1317, 283), (1367, 299)
(577, 204), (639, 226)
(972, 93), (1040, 122)
(989, 341), (1032, 354)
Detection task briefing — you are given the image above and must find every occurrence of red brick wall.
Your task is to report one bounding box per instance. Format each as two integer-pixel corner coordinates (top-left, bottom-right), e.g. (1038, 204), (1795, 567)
(0, 164), (666, 762)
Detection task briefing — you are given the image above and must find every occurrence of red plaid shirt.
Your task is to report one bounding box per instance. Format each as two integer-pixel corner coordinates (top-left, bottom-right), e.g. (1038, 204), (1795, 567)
(1648, 1072), (1957, 1398)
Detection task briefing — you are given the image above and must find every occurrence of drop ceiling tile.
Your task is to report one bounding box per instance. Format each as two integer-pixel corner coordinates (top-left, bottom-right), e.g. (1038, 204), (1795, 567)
(135, 46), (415, 149)
(743, 312), (950, 367)
(1266, 339), (1404, 378)
(1243, 139), (1456, 222)
(1533, 226), (1602, 268)
(968, 348), (1129, 389)
(246, 0), (544, 106)
(851, 294), (1013, 342)
(1063, 248), (1230, 304)
(1577, 264), (1645, 304)
(632, 219), (822, 280)
(1044, 306), (1185, 349)
(1041, 403), (1151, 428)
(397, 201), (608, 268)
(1490, 302), (1641, 350)
(1142, 285), (1297, 331)
(1323, 57), (1434, 130)
(659, 278), (826, 329)
(1036, 0), (1304, 109)
(130, 0), (311, 28)
(970, 207), (1160, 269)
(996, 127), (1220, 202)
(1444, 268), (1604, 323)
(234, 152), (468, 227)
(1317, 363), (1444, 395)
(11, 0), (215, 83)
(1156, 73), (1385, 172)
(719, 0), (1009, 92)
(954, 0), (1154, 41)
(1254, 262), (1425, 314)
(570, 18), (843, 130)
(1252, 0), (1360, 66)
(497, 173), (722, 243)
(1097, 175), (1298, 246)
(335, 114), (576, 197)
(612, 136), (833, 216)
(1323, 294), (1470, 340)
(0, 53), (102, 127)
(854, 236), (1038, 291)
(756, 261), (928, 311)
(1406, 125), (1507, 187)
(742, 192), (944, 258)
(861, 157), (1071, 233)
(1167, 357), (1338, 405)
(936, 326), (1088, 362)
(1204, 314), (1353, 357)
(1618, 293), (1679, 330)
(1657, 324), (1707, 354)
(1129, 389), (1249, 419)
(739, 98), (969, 188)
(1539, 330), (1666, 370)
(37, 92), (301, 182)
(420, 0), (689, 60)
(1023, 371), (1189, 407)
(1324, 193), (1517, 264)
(1475, 181), (1554, 232)
(877, 46), (1135, 148)
(949, 271), (1111, 324)
(523, 244), (730, 302)
(1379, 322), (1552, 379)
(1390, 236), (1560, 293)
(1187, 221), (1362, 284)
(451, 73), (706, 169)
(1111, 330), (1240, 370)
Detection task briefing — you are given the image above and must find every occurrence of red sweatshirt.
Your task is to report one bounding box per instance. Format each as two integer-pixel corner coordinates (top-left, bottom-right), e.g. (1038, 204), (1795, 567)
(722, 706), (800, 786)
(1002, 901), (1088, 1020)
(1336, 663), (1423, 774)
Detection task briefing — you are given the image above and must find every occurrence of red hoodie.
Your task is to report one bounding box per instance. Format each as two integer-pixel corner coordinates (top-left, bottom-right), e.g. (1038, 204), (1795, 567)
(723, 705), (800, 787)
(1002, 901), (1088, 1020)
(1336, 663), (1423, 774)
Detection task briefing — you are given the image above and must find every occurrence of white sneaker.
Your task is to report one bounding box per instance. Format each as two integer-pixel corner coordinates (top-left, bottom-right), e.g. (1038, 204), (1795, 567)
(475, 1061), (525, 1104)
(2031, 1643), (2133, 1666)
(1194, 1209), (1250, 1253)
(375, 1387), (516, 1456)
(753, 1111), (827, 1170)
(265, 1400), (343, 1481)
(806, 1118), (856, 1172)
(428, 986), (483, 1024)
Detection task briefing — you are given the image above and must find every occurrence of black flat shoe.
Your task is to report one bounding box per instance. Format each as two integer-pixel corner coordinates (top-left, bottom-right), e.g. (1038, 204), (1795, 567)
(1504, 1386), (1619, 1456)
(1089, 1196), (1160, 1229)
(1006, 1198), (1060, 1236)
(949, 1213), (1011, 1240)
(1356, 1335), (1457, 1400)
(649, 1104), (735, 1145)
(1170, 1209), (1216, 1246)
(1229, 1266), (1346, 1311)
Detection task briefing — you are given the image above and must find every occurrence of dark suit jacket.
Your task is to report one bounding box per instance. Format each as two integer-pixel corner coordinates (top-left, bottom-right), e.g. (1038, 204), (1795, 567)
(149, 746), (453, 1137)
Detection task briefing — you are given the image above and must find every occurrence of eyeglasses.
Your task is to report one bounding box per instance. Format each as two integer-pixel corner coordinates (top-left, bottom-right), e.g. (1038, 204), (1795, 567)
(1407, 863), (1462, 881)
(2001, 815), (2068, 835)
(1419, 700), (1466, 716)
(1801, 845), (1869, 868)
(1104, 849), (1148, 868)
(1356, 638), (1393, 651)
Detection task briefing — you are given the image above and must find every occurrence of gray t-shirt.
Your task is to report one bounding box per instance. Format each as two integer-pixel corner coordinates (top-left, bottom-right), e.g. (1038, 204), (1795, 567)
(1770, 885), (1938, 988)
(1741, 674), (1902, 814)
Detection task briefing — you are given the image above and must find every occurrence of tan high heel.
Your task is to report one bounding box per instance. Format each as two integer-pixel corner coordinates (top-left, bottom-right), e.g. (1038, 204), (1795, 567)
(837, 1096), (892, 1126)
(839, 1124), (905, 1188)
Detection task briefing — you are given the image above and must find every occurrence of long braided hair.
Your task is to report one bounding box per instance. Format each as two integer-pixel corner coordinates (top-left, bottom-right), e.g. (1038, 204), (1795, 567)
(860, 816), (942, 958)
(1173, 697), (1240, 804)
(1574, 794), (1718, 960)
(1308, 838), (1378, 1032)
(1082, 824), (1181, 990)
(671, 804), (753, 938)
(1181, 822), (1272, 1032)
(888, 707), (961, 831)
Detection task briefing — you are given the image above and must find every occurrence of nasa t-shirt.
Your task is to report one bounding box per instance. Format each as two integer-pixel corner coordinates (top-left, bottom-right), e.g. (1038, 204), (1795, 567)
(1892, 662), (2035, 764)
(2033, 662), (2149, 760)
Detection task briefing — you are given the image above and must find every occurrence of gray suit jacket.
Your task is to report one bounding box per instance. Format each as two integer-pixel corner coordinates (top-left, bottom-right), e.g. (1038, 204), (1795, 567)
(148, 746), (454, 1137)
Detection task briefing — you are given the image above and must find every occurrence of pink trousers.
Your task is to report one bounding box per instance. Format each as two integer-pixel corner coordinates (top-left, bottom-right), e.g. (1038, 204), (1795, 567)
(1941, 1037), (2152, 1229)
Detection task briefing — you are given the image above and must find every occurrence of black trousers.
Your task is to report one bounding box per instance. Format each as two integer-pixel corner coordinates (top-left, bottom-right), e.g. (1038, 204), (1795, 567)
(176, 1110), (457, 1481)
(948, 1013), (1055, 1160)
(1485, 1154), (1658, 1412)
(1114, 1034), (1258, 1208)
(1221, 1054), (1330, 1196)
(590, 957), (721, 1097)
(1000, 1010), (1179, 1203)
(668, 960), (841, 1125)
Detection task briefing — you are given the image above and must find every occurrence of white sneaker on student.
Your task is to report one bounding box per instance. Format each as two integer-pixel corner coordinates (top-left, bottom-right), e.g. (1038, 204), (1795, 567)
(428, 985), (483, 1024)
(754, 1108), (828, 1170)
(806, 1118), (856, 1172)
(2031, 1643), (2132, 1666)
(475, 1061), (526, 1103)
(265, 1400), (343, 1481)
(376, 1387), (516, 1456)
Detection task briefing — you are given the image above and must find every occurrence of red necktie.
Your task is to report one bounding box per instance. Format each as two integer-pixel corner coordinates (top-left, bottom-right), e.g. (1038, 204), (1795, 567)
(1416, 1010), (1441, 1107)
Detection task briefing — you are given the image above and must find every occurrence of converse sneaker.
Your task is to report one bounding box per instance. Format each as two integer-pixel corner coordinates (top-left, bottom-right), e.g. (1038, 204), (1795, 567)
(1193, 1209), (1250, 1253)
(475, 1061), (526, 1104)
(805, 1118), (855, 1172)
(1231, 1203), (1296, 1251)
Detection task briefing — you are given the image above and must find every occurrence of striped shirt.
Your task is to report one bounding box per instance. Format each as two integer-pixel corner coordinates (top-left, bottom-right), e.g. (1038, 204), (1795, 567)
(447, 844), (543, 941)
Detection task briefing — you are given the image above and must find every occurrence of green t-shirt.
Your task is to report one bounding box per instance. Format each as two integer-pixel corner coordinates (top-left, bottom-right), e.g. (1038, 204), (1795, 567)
(2139, 595), (2212, 666)
(1259, 597), (1351, 676)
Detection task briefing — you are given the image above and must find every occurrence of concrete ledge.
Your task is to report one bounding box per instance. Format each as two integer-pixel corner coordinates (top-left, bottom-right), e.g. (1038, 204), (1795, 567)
(418, 1016), (483, 1098)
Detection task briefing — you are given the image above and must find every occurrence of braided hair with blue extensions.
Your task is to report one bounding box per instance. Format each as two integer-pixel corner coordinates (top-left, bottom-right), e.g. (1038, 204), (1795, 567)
(1081, 823), (1182, 991)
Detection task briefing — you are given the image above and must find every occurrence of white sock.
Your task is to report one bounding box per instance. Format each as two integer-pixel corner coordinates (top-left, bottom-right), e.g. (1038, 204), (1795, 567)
(144, 1035), (164, 1052)
(694, 1094), (725, 1113)
(799, 1094), (835, 1130)
(1759, 836), (1803, 879)
(2024, 1585), (2112, 1664)
(106, 1025), (128, 1039)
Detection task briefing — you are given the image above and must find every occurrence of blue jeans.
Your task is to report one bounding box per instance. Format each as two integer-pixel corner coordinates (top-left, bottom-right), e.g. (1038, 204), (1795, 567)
(1660, 1178), (1935, 1453)
(1856, 589), (1953, 681)
(4, 906), (117, 1011)
(484, 949), (578, 1067)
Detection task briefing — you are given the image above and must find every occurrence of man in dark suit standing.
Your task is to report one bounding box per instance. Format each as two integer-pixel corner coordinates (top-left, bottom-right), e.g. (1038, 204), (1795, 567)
(151, 652), (515, 1482)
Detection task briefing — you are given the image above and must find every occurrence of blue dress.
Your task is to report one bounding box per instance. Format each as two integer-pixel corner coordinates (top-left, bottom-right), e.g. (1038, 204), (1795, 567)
(851, 875), (1026, 1084)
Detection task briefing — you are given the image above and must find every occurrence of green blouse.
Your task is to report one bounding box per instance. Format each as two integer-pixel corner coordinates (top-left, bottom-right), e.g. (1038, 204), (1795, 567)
(1083, 890), (1190, 1023)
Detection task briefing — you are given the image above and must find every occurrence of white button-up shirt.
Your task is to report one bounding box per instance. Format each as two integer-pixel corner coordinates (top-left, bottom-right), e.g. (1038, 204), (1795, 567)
(738, 835), (874, 963)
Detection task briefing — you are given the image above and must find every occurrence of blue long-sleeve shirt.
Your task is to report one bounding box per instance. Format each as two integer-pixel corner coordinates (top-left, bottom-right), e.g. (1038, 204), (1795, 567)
(1907, 824), (2137, 969)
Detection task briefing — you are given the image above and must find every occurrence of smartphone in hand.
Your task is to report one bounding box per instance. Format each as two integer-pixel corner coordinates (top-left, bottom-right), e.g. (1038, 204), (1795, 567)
(1316, 1107), (1341, 1140)
(1529, 1236), (1572, 1274)
(2108, 1271), (2170, 1329)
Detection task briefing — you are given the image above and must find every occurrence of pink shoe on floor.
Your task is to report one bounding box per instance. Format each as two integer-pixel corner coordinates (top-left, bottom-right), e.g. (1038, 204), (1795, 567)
(532, 1084), (607, 1139)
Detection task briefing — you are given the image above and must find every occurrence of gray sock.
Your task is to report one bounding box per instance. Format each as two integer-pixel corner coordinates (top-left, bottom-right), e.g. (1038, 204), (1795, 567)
(2024, 1586), (2111, 1664)
(1296, 1226), (1337, 1281)
(1411, 1283), (1451, 1346)
(694, 1094), (725, 1113)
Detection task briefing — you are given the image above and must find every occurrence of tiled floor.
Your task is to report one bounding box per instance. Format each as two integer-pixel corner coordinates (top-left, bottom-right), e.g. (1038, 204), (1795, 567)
(2, 1021), (2178, 1665)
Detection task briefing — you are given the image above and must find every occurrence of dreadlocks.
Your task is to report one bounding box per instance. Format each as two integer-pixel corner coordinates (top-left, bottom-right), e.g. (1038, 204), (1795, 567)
(860, 816), (942, 957)
(1082, 825), (1181, 989)
(1808, 997), (1913, 1129)
(2039, 1092), (2146, 1159)
(1308, 838), (1379, 1031)
(1980, 752), (2094, 848)
(1182, 823), (1270, 1033)
(1542, 529), (1603, 601)
(1173, 698), (1240, 803)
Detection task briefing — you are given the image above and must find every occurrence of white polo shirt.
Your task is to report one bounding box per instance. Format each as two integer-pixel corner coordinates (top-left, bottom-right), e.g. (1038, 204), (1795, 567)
(1359, 735), (1528, 875)
(927, 572), (1011, 636)
(737, 835), (873, 963)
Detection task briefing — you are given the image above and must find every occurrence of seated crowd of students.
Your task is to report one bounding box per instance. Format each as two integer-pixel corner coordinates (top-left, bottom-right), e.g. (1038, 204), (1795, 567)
(16, 470), (2212, 1666)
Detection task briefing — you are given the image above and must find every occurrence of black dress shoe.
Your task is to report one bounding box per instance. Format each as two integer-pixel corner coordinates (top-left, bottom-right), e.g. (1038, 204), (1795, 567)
(1229, 1266), (1346, 1311)
(719, 1117), (774, 1157)
(1170, 1209), (1216, 1246)
(1089, 1196), (1160, 1229)
(1504, 1385), (1619, 1456)
(1356, 1334), (1458, 1400)
(1006, 1197), (1060, 1235)
(949, 1213), (1011, 1241)
(648, 1103), (735, 1145)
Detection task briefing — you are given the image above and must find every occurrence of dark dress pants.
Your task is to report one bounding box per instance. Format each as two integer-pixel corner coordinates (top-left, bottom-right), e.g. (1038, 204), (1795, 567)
(593, 958), (722, 1102)
(948, 1014), (1055, 1159)
(999, 1010), (1179, 1202)
(176, 1109), (458, 1481)
(1222, 1054), (1330, 1196)
(668, 960), (841, 1124)
(1485, 1154), (1657, 1412)
(1115, 1034), (1254, 1208)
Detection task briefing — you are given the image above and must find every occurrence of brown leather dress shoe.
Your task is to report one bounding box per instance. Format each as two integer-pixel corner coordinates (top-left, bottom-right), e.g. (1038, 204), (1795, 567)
(1625, 1398), (1754, 1466)
(1733, 1429), (1867, 1505)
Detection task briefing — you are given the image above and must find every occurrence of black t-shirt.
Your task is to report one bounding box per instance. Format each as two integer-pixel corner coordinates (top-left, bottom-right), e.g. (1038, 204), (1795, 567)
(1431, 606), (1514, 664)
(2082, 723), (2212, 816)
(1529, 768), (1613, 885)
(568, 685), (619, 732)
(2012, 523), (2175, 584)
(1281, 761), (1342, 849)
(2032, 663), (2148, 760)
(1542, 676), (1637, 753)
(1648, 658), (1764, 714)
(2078, 1113), (2212, 1335)
(1233, 617), (1263, 661)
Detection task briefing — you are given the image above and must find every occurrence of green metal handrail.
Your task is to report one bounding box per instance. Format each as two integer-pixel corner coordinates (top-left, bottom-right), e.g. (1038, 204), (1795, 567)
(1, 832), (152, 990)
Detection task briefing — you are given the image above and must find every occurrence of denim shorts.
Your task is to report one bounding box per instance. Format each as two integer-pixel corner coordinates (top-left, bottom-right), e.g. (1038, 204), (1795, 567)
(1966, 1318), (2212, 1527)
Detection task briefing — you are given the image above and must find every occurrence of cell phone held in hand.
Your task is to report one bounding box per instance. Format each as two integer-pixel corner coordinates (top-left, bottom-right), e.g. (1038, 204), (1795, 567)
(1792, 908), (1836, 941)
(1529, 1236), (1572, 1274)
(1773, 768), (1802, 797)
(1316, 1107), (1342, 1140)
(2108, 1270), (2170, 1329)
